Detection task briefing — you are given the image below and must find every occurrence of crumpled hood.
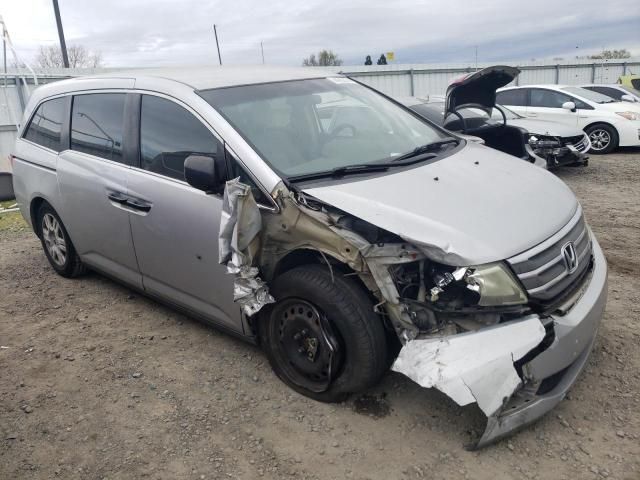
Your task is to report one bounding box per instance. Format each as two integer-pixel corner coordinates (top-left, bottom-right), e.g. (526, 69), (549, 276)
(304, 143), (578, 265)
(508, 117), (583, 137)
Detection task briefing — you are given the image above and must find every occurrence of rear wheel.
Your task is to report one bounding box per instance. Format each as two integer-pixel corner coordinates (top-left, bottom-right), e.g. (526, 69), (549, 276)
(585, 124), (618, 154)
(37, 203), (86, 278)
(259, 265), (388, 402)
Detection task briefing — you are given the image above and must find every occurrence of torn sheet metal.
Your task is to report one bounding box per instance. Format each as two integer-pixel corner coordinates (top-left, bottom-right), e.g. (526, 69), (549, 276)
(219, 178), (274, 316)
(391, 316), (545, 417)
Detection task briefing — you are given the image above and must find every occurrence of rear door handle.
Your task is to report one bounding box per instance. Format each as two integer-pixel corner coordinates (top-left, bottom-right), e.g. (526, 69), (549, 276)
(126, 198), (152, 213)
(526, 113), (537, 117)
(107, 191), (129, 205)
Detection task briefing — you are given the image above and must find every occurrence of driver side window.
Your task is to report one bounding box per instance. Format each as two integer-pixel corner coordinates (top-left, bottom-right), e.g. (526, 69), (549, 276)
(140, 95), (220, 181)
(529, 89), (571, 108)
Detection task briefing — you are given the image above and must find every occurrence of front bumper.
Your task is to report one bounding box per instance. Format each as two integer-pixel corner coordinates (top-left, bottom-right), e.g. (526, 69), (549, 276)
(475, 236), (607, 448)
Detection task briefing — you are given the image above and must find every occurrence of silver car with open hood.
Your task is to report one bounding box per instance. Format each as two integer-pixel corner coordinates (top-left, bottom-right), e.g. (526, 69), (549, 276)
(12, 66), (607, 448)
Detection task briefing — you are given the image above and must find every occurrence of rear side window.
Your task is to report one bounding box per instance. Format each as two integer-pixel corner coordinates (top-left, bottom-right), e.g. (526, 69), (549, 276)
(496, 89), (528, 107)
(71, 93), (126, 163)
(23, 97), (66, 152)
(529, 89), (571, 108)
(587, 86), (623, 100)
(139, 95), (219, 181)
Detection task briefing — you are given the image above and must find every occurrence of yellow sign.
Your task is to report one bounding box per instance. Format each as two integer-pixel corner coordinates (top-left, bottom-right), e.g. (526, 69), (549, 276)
(386, 52), (395, 61)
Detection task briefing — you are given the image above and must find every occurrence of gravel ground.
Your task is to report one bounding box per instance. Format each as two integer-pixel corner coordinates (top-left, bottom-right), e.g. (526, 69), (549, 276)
(1, 150), (639, 480)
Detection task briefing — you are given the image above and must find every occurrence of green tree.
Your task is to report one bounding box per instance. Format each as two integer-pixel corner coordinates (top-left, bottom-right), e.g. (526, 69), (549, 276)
(302, 50), (343, 66)
(377, 54), (387, 65)
(589, 49), (631, 60)
(364, 55), (372, 65)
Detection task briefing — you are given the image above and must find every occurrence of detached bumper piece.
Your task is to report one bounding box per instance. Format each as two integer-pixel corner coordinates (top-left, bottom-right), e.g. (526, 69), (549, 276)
(393, 237), (607, 449)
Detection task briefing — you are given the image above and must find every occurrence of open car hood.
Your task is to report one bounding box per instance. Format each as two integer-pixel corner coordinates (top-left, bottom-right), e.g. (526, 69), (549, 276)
(446, 66), (520, 116)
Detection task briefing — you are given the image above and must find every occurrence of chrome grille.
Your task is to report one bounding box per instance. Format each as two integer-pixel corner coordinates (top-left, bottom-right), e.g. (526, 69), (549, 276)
(508, 207), (592, 304)
(561, 133), (590, 153)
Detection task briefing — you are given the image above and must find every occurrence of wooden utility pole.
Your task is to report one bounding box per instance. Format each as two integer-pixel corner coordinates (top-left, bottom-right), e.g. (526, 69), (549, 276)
(213, 24), (222, 65)
(52, 0), (69, 68)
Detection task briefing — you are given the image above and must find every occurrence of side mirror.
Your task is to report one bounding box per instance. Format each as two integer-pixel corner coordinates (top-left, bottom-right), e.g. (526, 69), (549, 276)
(184, 154), (226, 194)
(620, 94), (636, 103)
(562, 101), (576, 112)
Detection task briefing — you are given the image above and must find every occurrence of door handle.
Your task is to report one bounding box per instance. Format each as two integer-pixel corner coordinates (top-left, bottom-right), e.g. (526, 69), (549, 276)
(107, 192), (129, 205)
(126, 198), (152, 213)
(526, 113), (537, 117)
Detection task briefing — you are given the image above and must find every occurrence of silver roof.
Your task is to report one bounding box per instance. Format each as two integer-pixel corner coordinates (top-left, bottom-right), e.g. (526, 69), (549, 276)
(81, 65), (336, 90)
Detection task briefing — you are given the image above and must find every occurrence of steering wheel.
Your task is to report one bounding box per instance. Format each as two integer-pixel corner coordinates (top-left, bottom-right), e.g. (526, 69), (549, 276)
(493, 105), (508, 127)
(444, 111), (468, 133)
(329, 123), (358, 138)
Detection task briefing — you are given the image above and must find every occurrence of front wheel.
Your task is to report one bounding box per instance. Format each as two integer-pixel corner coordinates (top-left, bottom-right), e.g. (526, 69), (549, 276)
(259, 265), (388, 402)
(585, 124), (618, 154)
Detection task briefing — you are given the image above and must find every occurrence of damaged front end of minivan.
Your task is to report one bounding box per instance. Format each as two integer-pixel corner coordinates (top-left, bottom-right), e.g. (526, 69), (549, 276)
(218, 177), (606, 449)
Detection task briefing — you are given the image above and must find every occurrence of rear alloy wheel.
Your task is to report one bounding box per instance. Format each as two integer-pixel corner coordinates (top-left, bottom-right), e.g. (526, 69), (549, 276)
(37, 203), (86, 278)
(260, 265), (388, 403)
(586, 124), (618, 154)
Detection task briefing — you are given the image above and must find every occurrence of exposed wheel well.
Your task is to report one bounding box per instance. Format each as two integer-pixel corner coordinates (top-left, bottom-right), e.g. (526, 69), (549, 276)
(272, 249), (372, 300)
(269, 248), (400, 356)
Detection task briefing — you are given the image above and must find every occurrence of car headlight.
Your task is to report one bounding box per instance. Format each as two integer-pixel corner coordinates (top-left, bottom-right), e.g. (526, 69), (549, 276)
(428, 262), (527, 307)
(528, 135), (561, 149)
(616, 111), (639, 121)
(465, 263), (528, 306)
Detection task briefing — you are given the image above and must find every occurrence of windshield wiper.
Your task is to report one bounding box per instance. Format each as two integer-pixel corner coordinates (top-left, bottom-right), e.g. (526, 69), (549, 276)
(391, 138), (460, 162)
(289, 163), (390, 182)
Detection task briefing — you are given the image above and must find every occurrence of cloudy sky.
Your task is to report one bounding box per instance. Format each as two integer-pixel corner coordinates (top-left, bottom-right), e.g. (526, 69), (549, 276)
(3, 0), (640, 67)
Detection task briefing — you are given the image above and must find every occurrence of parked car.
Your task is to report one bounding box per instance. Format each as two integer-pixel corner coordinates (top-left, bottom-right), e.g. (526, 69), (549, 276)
(618, 74), (640, 91)
(580, 84), (640, 103)
(497, 84), (640, 153)
(398, 92), (589, 169)
(12, 67), (607, 448)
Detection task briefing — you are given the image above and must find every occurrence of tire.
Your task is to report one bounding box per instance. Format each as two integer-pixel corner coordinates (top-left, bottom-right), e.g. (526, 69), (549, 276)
(259, 265), (388, 403)
(585, 124), (618, 154)
(37, 203), (86, 278)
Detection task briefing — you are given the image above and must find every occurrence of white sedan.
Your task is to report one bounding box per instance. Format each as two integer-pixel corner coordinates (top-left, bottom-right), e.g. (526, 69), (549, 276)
(581, 84), (640, 103)
(497, 85), (640, 153)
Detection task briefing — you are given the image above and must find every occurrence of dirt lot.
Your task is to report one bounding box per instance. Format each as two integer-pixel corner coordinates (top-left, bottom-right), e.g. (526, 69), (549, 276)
(1, 150), (639, 480)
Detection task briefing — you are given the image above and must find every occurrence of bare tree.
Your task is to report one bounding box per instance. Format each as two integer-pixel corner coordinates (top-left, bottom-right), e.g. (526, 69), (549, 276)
(35, 45), (103, 68)
(588, 49), (631, 60)
(302, 50), (343, 66)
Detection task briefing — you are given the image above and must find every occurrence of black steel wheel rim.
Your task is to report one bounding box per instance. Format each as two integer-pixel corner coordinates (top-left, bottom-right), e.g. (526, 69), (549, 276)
(273, 298), (342, 393)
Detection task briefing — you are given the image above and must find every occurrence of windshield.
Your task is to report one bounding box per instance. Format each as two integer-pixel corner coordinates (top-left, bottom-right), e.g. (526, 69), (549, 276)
(562, 86), (617, 104)
(199, 78), (450, 178)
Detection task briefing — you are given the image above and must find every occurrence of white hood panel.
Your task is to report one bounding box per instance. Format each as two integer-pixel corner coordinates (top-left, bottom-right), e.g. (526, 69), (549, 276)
(304, 143), (578, 265)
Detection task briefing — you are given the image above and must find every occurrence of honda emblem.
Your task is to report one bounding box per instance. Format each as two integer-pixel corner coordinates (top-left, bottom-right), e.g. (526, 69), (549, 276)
(561, 242), (578, 274)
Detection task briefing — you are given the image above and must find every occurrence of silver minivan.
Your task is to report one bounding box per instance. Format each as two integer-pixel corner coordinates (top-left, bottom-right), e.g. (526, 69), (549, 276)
(11, 67), (607, 448)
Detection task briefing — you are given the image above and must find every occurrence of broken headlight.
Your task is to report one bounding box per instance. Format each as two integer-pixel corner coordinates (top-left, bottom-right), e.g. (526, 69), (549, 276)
(528, 135), (565, 157)
(393, 260), (528, 310)
(464, 263), (528, 306)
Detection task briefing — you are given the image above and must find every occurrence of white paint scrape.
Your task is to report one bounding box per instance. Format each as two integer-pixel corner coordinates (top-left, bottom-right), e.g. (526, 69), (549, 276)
(392, 317), (546, 416)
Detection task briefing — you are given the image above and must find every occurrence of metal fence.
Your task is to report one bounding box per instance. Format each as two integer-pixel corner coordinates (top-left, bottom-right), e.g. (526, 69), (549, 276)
(339, 58), (640, 97)
(1, 58), (639, 171)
